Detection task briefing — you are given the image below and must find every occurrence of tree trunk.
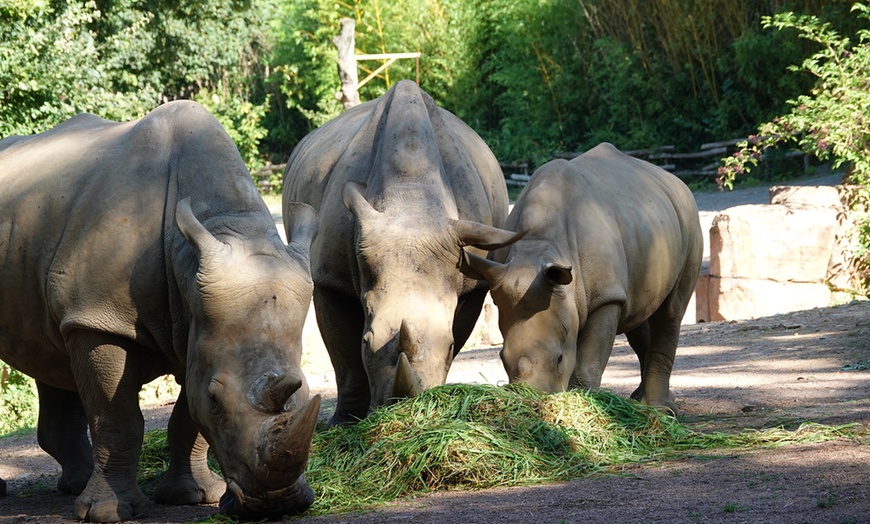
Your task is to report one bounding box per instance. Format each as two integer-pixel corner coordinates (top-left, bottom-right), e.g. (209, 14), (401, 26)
(334, 18), (360, 109)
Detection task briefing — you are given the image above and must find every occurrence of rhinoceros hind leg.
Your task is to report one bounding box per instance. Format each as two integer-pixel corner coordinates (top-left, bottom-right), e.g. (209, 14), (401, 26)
(635, 308), (683, 413)
(314, 286), (369, 427)
(625, 321), (651, 401)
(35, 381), (94, 495)
(1, 476), (6, 496)
(154, 387), (225, 504)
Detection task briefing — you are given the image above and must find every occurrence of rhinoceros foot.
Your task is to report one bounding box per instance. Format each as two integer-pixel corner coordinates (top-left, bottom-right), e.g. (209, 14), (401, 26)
(153, 466), (225, 505)
(74, 475), (152, 522)
(57, 468), (92, 496)
(630, 384), (679, 415)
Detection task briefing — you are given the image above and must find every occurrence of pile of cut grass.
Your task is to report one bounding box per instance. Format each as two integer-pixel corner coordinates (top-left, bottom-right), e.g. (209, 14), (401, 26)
(137, 383), (855, 517)
(304, 383), (853, 514)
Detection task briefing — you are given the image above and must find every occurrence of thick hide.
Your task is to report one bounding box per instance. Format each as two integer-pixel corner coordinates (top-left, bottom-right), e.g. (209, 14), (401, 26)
(283, 80), (520, 426)
(461, 143), (703, 413)
(0, 101), (319, 521)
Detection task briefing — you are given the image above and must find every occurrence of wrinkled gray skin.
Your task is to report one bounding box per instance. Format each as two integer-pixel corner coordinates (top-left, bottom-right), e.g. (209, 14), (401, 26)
(283, 80), (521, 426)
(461, 143), (703, 412)
(0, 101), (321, 521)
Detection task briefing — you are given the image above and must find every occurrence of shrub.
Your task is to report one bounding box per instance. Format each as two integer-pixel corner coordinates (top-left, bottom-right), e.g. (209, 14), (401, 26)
(717, 3), (870, 293)
(0, 363), (37, 436)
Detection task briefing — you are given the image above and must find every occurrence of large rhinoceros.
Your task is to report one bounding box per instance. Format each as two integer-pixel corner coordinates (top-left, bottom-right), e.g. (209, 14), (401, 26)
(283, 80), (521, 426)
(460, 143), (703, 412)
(0, 101), (320, 521)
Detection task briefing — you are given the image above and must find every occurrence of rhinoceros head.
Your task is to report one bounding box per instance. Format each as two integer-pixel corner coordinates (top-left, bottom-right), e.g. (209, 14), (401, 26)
(343, 181), (522, 409)
(460, 248), (579, 392)
(174, 198), (320, 518)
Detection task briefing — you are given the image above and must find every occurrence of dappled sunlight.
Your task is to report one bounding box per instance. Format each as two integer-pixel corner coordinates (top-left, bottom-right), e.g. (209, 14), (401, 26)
(0, 438), (59, 482)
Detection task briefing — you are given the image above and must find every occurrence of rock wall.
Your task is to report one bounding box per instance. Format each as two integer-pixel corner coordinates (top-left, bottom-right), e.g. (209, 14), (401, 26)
(697, 185), (845, 322)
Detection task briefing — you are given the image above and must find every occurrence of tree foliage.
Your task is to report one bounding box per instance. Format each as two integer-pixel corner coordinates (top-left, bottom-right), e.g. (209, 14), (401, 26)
(0, 0), (269, 167)
(718, 3), (870, 293)
(262, 0), (856, 168)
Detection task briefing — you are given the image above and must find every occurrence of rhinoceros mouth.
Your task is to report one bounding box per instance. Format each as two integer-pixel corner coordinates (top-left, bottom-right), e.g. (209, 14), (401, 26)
(218, 475), (315, 519)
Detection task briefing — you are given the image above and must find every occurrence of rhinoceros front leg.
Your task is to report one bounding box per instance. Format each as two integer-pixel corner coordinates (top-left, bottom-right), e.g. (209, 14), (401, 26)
(452, 287), (488, 356)
(67, 331), (152, 522)
(570, 303), (621, 391)
(35, 381), (94, 495)
(153, 386), (225, 505)
(314, 285), (369, 427)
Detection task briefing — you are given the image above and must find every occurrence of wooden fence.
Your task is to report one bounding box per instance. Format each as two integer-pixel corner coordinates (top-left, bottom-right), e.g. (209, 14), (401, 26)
(502, 137), (805, 188)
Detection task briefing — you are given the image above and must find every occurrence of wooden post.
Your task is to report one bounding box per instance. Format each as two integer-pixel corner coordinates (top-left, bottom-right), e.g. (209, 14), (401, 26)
(333, 17), (360, 109)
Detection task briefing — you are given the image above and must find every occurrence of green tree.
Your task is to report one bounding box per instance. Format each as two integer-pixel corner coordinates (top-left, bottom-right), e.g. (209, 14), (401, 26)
(719, 3), (870, 292)
(0, 0), (270, 169)
(263, 0), (473, 160)
(0, 0), (155, 137)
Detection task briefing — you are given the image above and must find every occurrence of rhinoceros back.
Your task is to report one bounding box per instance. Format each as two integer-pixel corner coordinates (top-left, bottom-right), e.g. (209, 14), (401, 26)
(0, 101), (262, 388)
(284, 80), (508, 294)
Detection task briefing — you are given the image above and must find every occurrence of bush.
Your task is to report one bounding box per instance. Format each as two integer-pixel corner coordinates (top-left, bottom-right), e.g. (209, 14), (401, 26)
(0, 363), (37, 436)
(718, 3), (870, 293)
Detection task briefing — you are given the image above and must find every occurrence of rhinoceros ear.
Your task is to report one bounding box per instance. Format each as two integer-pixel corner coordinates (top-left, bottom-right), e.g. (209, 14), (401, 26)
(284, 202), (318, 251)
(342, 181), (379, 221)
(451, 219), (526, 250)
(175, 198), (229, 261)
(543, 263), (573, 286)
(459, 248), (506, 284)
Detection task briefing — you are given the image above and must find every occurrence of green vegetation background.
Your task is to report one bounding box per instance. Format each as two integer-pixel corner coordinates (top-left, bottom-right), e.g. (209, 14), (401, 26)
(1, 0), (862, 175)
(3, 0), (870, 432)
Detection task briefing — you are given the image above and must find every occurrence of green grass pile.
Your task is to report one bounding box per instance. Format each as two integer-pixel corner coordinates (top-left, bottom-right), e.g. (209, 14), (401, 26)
(304, 383), (852, 514)
(137, 383), (855, 517)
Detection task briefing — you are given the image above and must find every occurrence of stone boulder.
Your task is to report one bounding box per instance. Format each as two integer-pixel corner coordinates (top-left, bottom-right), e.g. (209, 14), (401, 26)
(703, 185), (843, 321)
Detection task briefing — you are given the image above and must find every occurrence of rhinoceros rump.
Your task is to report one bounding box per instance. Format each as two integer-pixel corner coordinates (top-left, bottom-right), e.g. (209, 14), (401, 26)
(283, 80), (521, 426)
(0, 101), (319, 521)
(461, 143), (703, 412)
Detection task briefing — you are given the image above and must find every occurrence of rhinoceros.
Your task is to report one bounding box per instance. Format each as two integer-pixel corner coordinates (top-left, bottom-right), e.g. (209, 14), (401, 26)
(0, 101), (320, 521)
(460, 143), (703, 412)
(283, 80), (522, 426)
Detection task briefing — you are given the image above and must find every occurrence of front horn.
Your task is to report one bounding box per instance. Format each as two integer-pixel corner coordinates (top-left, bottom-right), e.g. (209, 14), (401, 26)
(389, 352), (423, 403)
(255, 394), (321, 489)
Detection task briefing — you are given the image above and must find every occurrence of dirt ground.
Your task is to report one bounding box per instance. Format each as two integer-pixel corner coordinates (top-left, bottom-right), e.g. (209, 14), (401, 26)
(2, 300), (869, 524)
(3, 175), (870, 524)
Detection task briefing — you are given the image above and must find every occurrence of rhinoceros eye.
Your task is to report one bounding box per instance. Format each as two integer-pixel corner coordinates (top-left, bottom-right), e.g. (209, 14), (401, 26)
(363, 331), (374, 352)
(208, 378), (224, 415)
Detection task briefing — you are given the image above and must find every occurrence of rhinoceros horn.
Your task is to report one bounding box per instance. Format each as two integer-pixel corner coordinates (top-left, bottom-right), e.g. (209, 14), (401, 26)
(450, 219), (526, 250)
(255, 394), (321, 489)
(249, 371), (304, 413)
(458, 249), (507, 283)
(175, 197), (230, 261)
(389, 352), (424, 403)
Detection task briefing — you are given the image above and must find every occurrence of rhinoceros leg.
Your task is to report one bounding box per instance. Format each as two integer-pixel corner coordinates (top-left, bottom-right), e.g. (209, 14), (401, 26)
(634, 261), (698, 413)
(314, 285), (370, 427)
(35, 381), (94, 495)
(153, 386), (225, 505)
(633, 317), (679, 413)
(67, 331), (152, 522)
(570, 303), (621, 391)
(625, 321), (651, 398)
(452, 287), (488, 356)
